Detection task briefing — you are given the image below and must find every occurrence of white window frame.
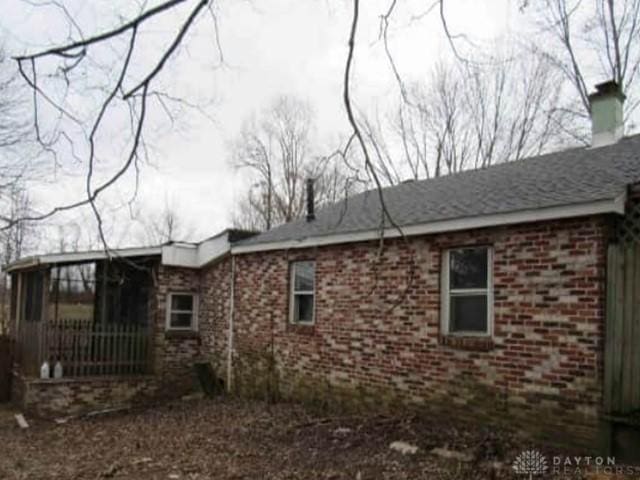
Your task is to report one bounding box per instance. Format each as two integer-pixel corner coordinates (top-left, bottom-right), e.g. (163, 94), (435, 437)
(440, 246), (493, 337)
(289, 261), (316, 325)
(165, 292), (199, 331)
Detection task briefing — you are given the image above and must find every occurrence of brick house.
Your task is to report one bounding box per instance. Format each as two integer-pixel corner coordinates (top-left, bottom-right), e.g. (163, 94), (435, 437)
(223, 81), (640, 453)
(5, 81), (640, 454)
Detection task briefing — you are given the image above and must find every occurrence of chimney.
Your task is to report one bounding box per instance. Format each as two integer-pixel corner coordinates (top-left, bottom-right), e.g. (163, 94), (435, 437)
(589, 80), (625, 147)
(306, 178), (315, 222)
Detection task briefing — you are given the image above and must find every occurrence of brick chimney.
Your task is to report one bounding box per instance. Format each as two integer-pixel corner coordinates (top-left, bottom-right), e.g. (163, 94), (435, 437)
(589, 80), (625, 147)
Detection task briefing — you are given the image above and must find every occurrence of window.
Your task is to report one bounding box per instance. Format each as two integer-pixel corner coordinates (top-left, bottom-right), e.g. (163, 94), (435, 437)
(290, 261), (315, 324)
(441, 246), (492, 335)
(166, 293), (198, 331)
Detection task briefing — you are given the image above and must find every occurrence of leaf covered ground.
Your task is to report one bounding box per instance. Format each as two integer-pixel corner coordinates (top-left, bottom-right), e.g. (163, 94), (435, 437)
(0, 397), (588, 479)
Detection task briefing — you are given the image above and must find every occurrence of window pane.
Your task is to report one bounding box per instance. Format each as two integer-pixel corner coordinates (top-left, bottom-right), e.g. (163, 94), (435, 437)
(170, 312), (193, 328)
(294, 262), (315, 291)
(450, 248), (488, 289)
(52, 264), (95, 322)
(171, 294), (194, 311)
(450, 295), (487, 332)
(294, 294), (314, 323)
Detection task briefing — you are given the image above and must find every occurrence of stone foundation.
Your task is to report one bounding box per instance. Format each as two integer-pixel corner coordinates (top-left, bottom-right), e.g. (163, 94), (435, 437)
(233, 360), (604, 452)
(12, 372), (194, 418)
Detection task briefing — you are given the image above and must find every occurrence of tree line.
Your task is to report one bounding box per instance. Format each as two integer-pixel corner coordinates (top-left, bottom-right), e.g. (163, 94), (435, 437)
(1, 0), (640, 250)
(231, 0), (640, 230)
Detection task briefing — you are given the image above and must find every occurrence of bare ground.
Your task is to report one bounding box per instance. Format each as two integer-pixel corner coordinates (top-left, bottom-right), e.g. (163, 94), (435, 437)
(0, 397), (586, 479)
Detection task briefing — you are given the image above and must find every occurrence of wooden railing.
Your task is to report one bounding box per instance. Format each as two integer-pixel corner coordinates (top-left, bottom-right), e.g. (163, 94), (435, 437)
(16, 319), (150, 378)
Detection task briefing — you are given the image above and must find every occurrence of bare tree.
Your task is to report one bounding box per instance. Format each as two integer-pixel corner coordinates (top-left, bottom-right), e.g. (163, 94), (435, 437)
(0, 186), (34, 332)
(232, 95), (352, 231)
(5, 0), (220, 253)
(359, 111), (405, 185)
(359, 52), (566, 185)
(0, 48), (29, 152)
(0, 187), (33, 264)
(527, 0), (640, 138)
(136, 200), (195, 245)
(0, 44), (40, 330)
(0, 46), (33, 218)
(10, 0), (633, 243)
(358, 0), (640, 188)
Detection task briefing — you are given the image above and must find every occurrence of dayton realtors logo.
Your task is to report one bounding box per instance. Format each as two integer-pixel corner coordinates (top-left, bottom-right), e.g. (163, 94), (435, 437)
(513, 450), (640, 478)
(512, 450), (548, 479)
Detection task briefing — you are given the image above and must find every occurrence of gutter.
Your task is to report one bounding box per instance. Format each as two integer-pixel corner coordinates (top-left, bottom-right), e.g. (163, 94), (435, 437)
(3, 257), (41, 273)
(231, 196), (627, 254)
(4, 246), (163, 273)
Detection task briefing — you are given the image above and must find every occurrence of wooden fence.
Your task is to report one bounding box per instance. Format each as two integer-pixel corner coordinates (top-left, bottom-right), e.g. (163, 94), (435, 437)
(16, 319), (150, 378)
(605, 241), (640, 416)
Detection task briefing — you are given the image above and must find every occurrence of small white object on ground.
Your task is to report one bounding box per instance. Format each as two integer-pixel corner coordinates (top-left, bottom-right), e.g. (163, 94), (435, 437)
(53, 361), (63, 379)
(85, 406), (128, 417)
(333, 427), (352, 436)
(430, 447), (473, 462)
(15, 414), (29, 429)
(389, 441), (419, 455)
(181, 392), (205, 401)
(40, 361), (50, 380)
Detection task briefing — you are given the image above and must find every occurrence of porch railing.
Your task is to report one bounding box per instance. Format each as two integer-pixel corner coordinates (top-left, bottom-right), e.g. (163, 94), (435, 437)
(17, 319), (150, 377)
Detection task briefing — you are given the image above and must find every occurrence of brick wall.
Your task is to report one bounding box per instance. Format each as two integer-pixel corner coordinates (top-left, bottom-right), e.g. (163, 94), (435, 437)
(14, 373), (160, 417)
(153, 264), (204, 395)
(231, 215), (611, 448)
(199, 256), (232, 384)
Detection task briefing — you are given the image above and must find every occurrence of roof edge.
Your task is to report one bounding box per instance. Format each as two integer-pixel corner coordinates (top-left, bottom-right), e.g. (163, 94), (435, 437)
(5, 228), (258, 273)
(231, 196), (626, 254)
(4, 246), (163, 273)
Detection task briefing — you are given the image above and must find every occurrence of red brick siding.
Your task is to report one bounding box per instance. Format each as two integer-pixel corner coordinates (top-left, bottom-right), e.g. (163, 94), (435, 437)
(153, 265), (203, 393)
(199, 256), (232, 381)
(231, 216), (611, 447)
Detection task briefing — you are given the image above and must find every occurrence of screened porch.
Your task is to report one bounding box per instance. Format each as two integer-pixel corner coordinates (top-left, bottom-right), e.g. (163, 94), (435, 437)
(11, 257), (156, 378)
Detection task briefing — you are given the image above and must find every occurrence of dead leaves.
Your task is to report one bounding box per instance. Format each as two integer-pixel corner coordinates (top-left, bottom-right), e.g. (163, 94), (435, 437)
(0, 399), (553, 479)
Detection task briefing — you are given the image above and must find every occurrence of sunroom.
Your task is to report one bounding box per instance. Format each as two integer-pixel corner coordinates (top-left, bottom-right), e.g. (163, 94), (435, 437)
(8, 247), (161, 378)
(4, 230), (249, 417)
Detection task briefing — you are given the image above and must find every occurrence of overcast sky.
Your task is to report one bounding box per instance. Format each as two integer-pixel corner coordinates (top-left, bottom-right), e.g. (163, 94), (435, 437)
(2, 1), (541, 249)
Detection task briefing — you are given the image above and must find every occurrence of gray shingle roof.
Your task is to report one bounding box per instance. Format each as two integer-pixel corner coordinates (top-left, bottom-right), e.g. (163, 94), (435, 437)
(238, 134), (640, 247)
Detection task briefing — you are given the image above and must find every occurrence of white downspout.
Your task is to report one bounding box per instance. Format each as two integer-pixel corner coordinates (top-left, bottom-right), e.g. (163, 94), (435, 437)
(226, 254), (235, 392)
